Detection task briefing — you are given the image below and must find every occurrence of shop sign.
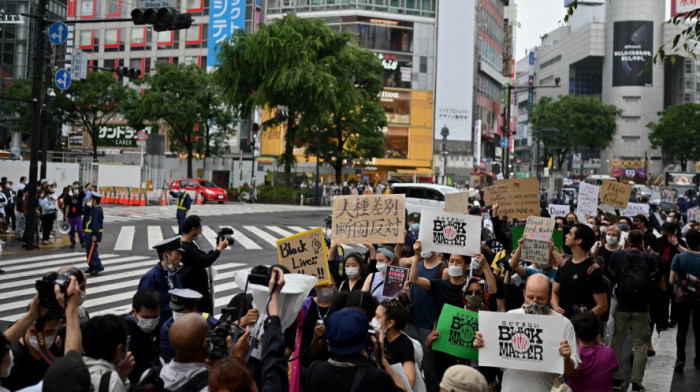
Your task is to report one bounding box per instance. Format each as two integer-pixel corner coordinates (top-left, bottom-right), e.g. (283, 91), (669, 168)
(400, 67), (412, 82)
(97, 125), (151, 147)
(377, 53), (398, 70)
(0, 10), (24, 24)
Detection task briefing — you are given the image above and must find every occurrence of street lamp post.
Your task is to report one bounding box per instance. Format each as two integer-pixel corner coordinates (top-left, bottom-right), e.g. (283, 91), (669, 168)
(440, 125), (449, 185)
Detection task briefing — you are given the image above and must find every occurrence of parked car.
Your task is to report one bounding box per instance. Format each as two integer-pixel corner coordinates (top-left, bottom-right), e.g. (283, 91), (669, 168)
(648, 189), (661, 212)
(583, 174), (617, 186)
(171, 178), (227, 203)
(390, 183), (460, 214)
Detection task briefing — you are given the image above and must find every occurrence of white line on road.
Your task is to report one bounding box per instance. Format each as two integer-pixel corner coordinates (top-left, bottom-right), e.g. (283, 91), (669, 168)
(147, 225), (163, 249)
(114, 226), (135, 251)
(232, 230), (262, 250)
(265, 226), (295, 238)
(243, 226), (279, 247)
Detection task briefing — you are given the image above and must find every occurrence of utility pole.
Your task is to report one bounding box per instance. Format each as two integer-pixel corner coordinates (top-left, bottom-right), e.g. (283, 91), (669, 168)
(40, 64), (51, 179)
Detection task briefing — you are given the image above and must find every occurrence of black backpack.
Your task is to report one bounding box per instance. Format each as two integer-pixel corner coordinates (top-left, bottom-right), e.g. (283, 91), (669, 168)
(616, 250), (650, 303)
(132, 365), (209, 392)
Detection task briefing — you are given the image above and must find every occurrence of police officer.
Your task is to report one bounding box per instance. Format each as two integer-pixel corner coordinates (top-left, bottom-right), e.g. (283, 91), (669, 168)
(159, 288), (217, 362)
(169, 187), (191, 235)
(84, 191), (104, 275)
(138, 236), (184, 330)
(406, 212), (421, 249)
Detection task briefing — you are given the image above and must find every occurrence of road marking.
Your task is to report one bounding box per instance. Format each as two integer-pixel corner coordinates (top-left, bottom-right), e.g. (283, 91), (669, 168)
(0, 254), (120, 278)
(243, 226), (279, 247)
(265, 226), (295, 238)
(232, 230), (262, 250)
(288, 226), (307, 232)
(201, 226), (223, 250)
(147, 225), (163, 249)
(114, 226), (135, 251)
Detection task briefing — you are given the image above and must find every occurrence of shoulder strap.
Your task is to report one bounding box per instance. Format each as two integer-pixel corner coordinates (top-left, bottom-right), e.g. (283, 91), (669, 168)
(350, 367), (367, 392)
(587, 262), (600, 276)
(371, 273), (383, 294)
(99, 371), (112, 392)
(172, 369), (210, 392)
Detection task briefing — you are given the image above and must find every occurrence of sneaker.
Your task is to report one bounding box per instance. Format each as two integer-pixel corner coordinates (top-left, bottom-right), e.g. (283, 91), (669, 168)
(674, 359), (685, 372)
(85, 267), (94, 274)
(612, 379), (624, 391)
(631, 383), (646, 391)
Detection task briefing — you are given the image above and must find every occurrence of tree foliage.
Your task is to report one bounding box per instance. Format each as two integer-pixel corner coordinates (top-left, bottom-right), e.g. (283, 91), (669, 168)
(2, 78), (34, 135)
(530, 95), (622, 170)
(647, 103), (700, 171)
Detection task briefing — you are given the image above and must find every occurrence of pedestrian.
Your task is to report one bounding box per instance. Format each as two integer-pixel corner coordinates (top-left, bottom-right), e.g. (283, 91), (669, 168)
(3, 181), (15, 234)
(169, 186), (191, 235)
(670, 229), (700, 372)
(84, 191), (104, 275)
(158, 288), (218, 363)
(566, 311), (619, 392)
(14, 188), (24, 241)
(123, 289), (162, 385)
(38, 189), (57, 245)
(438, 365), (488, 392)
(138, 236), (185, 327)
(65, 182), (85, 249)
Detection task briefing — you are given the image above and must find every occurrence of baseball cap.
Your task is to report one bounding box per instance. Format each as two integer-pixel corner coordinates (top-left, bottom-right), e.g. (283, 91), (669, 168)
(439, 365), (488, 392)
(325, 308), (369, 356)
(43, 350), (91, 392)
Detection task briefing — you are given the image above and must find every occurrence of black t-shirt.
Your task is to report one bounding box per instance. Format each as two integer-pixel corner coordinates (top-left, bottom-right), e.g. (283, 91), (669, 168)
(429, 279), (465, 316)
(307, 354), (403, 392)
(609, 249), (658, 312)
(554, 257), (608, 318)
(300, 300), (331, 367)
(65, 191), (84, 217)
(384, 333), (414, 365)
(1, 341), (60, 391)
(338, 275), (367, 292)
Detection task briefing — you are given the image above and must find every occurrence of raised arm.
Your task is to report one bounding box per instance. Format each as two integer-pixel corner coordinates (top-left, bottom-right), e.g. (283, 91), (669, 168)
(509, 238), (527, 277)
(475, 252), (497, 295)
(409, 241), (431, 291)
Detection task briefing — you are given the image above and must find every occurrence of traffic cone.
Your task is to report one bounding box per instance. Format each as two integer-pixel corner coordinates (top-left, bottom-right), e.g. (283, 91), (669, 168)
(119, 191), (126, 205)
(160, 191), (167, 206)
(133, 192), (139, 206)
(104, 190), (111, 204)
(140, 192), (147, 206)
(196, 192), (202, 205)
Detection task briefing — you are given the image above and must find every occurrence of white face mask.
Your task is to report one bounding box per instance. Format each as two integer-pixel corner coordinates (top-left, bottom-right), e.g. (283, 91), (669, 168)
(345, 267), (360, 279)
(600, 226), (608, 234)
(606, 235), (619, 245)
(171, 311), (185, 321)
(420, 250), (434, 259)
(325, 229), (332, 238)
(534, 262), (550, 270)
(667, 217), (675, 223)
(136, 316), (160, 334)
(376, 262), (388, 273)
(370, 317), (386, 334)
(27, 334), (56, 352)
(448, 265), (464, 277)
(2, 349), (14, 378)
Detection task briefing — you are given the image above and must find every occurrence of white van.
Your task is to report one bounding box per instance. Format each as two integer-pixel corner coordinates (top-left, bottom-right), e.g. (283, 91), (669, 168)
(390, 183), (461, 214)
(584, 174), (616, 186)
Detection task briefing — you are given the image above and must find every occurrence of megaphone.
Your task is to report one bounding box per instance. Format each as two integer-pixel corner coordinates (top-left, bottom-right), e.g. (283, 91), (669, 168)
(57, 221), (71, 235)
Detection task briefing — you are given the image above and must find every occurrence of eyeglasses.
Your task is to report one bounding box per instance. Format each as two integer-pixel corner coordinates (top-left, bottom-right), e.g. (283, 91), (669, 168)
(464, 290), (483, 296)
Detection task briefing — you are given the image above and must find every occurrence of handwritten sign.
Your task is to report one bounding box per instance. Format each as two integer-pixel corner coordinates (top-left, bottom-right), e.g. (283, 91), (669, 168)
(548, 204), (571, 218)
(576, 182), (599, 218)
(485, 178), (540, 219)
(444, 192), (471, 214)
(478, 311), (568, 373)
(600, 180), (633, 208)
(383, 265), (409, 298)
(418, 209), (482, 255)
(276, 228), (331, 286)
(521, 216), (555, 264)
(621, 202), (649, 217)
(512, 227), (563, 253)
(433, 304), (479, 360)
(688, 207), (699, 222)
(331, 194), (405, 244)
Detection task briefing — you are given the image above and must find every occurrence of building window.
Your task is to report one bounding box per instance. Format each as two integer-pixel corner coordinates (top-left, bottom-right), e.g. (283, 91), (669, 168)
(131, 27), (150, 50)
(185, 24), (207, 48)
(376, 52), (412, 88)
(104, 28), (123, 51)
(380, 89), (410, 125)
(354, 18), (413, 53)
(79, 0), (95, 18)
(106, 0), (120, 17)
(186, 0), (203, 12)
(384, 127), (408, 159)
(79, 30), (93, 49)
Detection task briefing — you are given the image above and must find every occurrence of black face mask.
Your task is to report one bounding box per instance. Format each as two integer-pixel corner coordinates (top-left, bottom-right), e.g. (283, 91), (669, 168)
(566, 219), (576, 226)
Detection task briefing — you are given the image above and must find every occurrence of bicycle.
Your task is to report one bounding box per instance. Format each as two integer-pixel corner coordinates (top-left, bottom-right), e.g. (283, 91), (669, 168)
(239, 188), (258, 203)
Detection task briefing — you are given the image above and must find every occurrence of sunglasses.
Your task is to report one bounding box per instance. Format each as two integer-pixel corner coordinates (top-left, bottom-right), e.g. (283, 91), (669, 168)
(464, 290), (483, 296)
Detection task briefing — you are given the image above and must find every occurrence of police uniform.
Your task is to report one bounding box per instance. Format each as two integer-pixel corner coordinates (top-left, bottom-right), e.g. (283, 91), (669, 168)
(138, 237), (184, 332)
(84, 192), (104, 275)
(159, 288), (218, 363)
(169, 190), (191, 235)
(406, 211), (421, 249)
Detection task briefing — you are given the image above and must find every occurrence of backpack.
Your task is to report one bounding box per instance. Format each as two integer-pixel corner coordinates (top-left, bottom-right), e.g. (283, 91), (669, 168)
(675, 253), (700, 308)
(616, 250), (650, 304)
(133, 365), (209, 392)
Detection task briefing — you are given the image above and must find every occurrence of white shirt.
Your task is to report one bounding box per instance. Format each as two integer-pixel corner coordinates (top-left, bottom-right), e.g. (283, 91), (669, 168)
(141, 360), (210, 392)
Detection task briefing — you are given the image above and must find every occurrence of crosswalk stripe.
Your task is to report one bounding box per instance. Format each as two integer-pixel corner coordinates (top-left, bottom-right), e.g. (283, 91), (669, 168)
(266, 226), (295, 238)
(114, 226), (135, 251)
(0, 252), (90, 268)
(171, 226), (179, 236)
(243, 226), (278, 247)
(201, 226), (223, 250)
(232, 230), (262, 250)
(0, 254), (120, 277)
(288, 226), (307, 233)
(147, 226), (163, 249)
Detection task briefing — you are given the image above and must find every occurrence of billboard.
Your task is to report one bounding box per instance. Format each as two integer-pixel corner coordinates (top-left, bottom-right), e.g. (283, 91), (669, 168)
(207, 0), (246, 67)
(612, 21), (653, 87)
(434, 0), (476, 142)
(97, 126), (151, 147)
(671, 0), (700, 17)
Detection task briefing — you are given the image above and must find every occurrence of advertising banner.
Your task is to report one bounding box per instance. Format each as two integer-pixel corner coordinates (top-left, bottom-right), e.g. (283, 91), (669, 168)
(276, 228), (331, 286)
(432, 304), (479, 360)
(612, 21), (653, 87)
(418, 209), (482, 255)
(331, 194), (405, 244)
(207, 0), (246, 67)
(97, 126), (151, 147)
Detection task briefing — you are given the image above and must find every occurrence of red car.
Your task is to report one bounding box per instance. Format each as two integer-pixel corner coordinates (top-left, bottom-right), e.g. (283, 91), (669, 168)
(171, 178), (228, 203)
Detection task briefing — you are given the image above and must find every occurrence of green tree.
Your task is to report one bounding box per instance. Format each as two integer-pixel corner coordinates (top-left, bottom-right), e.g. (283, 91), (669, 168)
(530, 95), (622, 171)
(120, 87), (150, 133)
(215, 14), (351, 184)
(53, 71), (129, 160)
(194, 72), (237, 172)
(647, 103), (700, 171)
(2, 78), (33, 136)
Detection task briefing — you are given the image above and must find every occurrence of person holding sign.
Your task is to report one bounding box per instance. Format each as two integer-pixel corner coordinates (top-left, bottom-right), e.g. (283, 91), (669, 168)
(473, 274), (581, 392)
(510, 237), (560, 282)
(362, 247), (399, 303)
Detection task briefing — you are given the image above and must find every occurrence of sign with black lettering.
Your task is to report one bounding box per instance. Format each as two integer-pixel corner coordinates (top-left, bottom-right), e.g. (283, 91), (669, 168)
(332, 194), (405, 244)
(383, 265), (409, 298)
(600, 180), (633, 208)
(418, 209), (482, 255)
(276, 228), (330, 286)
(484, 178), (540, 219)
(521, 216), (555, 264)
(478, 311), (567, 373)
(432, 304), (478, 360)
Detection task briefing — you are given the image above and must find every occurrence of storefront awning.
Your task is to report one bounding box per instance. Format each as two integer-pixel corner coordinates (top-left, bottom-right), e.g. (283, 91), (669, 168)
(396, 168), (434, 175)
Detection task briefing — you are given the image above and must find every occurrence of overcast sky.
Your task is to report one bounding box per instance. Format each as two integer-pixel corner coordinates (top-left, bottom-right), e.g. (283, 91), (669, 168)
(514, 0), (568, 61)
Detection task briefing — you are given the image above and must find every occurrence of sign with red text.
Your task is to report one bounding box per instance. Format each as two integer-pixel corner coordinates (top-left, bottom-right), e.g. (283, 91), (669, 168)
(331, 194), (405, 244)
(276, 228), (330, 286)
(383, 265), (409, 298)
(521, 216), (555, 264)
(418, 209), (482, 255)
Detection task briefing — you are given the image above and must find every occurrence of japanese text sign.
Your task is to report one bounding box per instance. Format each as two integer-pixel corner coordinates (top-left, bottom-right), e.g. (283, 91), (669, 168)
(276, 228), (330, 286)
(478, 311), (568, 373)
(331, 194), (405, 244)
(444, 192), (471, 214)
(418, 209), (482, 255)
(484, 178), (540, 219)
(433, 304), (479, 360)
(207, 0), (246, 67)
(383, 265), (409, 298)
(621, 202), (649, 217)
(600, 180), (633, 208)
(576, 183), (599, 218)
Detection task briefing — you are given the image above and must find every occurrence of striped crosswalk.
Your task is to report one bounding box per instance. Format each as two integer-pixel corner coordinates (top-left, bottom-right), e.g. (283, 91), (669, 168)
(0, 252), (252, 322)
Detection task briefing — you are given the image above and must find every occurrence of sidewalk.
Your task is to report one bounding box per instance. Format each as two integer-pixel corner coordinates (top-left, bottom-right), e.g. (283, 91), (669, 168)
(0, 231), (72, 258)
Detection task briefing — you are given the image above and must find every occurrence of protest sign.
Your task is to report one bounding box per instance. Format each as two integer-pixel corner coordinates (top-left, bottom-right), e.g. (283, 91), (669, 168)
(512, 227), (562, 253)
(432, 304), (479, 360)
(620, 230), (629, 246)
(659, 189), (676, 212)
(478, 311), (567, 373)
(331, 194), (405, 244)
(276, 228), (331, 286)
(600, 180), (634, 208)
(484, 178), (540, 219)
(444, 192), (471, 214)
(419, 209), (482, 255)
(383, 265), (409, 298)
(521, 216), (555, 264)
(548, 204), (571, 218)
(576, 182), (599, 218)
(689, 207), (699, 222)
(621, 202), (649, 217)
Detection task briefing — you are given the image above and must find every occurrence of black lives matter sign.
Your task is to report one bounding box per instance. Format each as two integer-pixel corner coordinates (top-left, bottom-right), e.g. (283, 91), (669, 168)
(419, 209), (481, 255)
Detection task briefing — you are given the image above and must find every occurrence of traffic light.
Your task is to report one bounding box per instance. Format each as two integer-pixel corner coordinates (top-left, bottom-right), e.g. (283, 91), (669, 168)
(116, 66), (142, 78)
(130, 8), (192, 31)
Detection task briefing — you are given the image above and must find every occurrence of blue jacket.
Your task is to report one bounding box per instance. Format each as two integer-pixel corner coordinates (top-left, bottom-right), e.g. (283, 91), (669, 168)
(138, 263), (182, 329)
(84, 204), (103, 242)
(160, 313), (218, 362)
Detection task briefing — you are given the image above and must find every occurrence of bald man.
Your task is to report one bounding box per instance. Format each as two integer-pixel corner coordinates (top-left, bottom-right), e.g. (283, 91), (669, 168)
(473, 274), (581, 392)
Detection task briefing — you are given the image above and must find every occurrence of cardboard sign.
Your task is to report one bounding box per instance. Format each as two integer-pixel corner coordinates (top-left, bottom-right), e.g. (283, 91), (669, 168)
(600, 180), (633, 208)
(418, 209), (482, 255)
(576, 183), (599, 218)
(276, 228), (331, 286)
(383, 265), (409, 298)
(484, 178), (540, 219)
(512, 227), (563, 253)
(478, 311), (567, 373)
(432, 304), (479, 360)
(521, 216), (555, 264)
(621, 202), (649, 217)
(688, 207), (699, 222)
(547, 204), (571, 218)
(444, 192), (471, 214)
(331, 194), (405, 244)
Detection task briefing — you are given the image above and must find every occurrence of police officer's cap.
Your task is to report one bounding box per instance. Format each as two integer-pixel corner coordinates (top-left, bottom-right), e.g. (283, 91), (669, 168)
(408, 212), (421, 221)
(91, 191), (103, 198)
(153, 236), (185, 253)
(169, 288), (202, 310)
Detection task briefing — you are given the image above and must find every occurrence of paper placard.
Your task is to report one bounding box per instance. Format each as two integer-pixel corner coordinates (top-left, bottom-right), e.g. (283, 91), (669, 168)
(576, 183), (600, 218)
(478, 311), (567, 374)
(620, 230), (629, 246)
(484, 178), (540, 219)
(276, 228), (331, 286)
(432, 304), (479, 360)
(331, 194), (405, 244)
(512, 227), (563, 253)
(688, 207), (699, 222)
(621, 202), (649, 217)
(383, 265), (409, 298)
(418, 209), (482, 255)
(523, 216), (555, 241)
(547, 204), (571, 218)
(444, 192), (471, 214)
(521, 240), (551, 264)
(600, 180), (633, 208)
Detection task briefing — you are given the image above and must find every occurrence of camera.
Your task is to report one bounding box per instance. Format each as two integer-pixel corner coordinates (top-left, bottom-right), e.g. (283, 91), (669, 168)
(209, 306), (243, 360)
(248, 265), (271, 286)
(35, 268), (84, 310)
(217, 227), (235, 248)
